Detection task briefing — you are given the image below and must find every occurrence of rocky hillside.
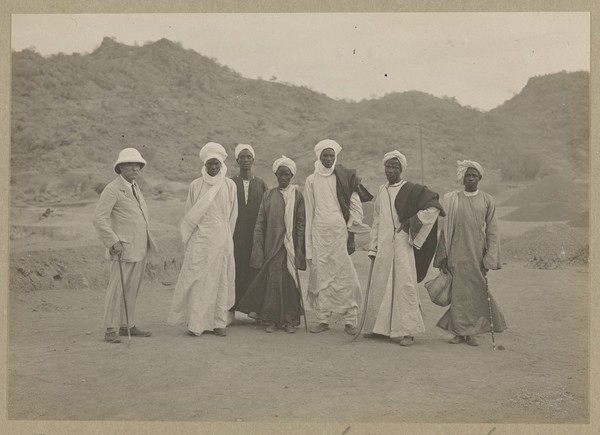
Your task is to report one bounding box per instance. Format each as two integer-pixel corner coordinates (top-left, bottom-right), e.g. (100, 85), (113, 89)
(11, 37), (589, 203)
(486, 71), (589, 180)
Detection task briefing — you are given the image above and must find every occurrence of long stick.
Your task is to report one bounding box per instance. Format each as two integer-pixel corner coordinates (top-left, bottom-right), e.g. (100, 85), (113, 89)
(352, 257), (375, 342)
(484, 274), (496, 351)
(117, 253), (131, 348)
(294, 267), (308, 333)
(389, 239), (395, 334)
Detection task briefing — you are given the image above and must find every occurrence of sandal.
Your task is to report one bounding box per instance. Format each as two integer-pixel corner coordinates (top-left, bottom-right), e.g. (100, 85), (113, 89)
(465, 335), (479, 346)
(310, 323), (330, 333)
(448, 335), (465, 344)
(399, 336), (415, 347)
(213, 328), (227, 337)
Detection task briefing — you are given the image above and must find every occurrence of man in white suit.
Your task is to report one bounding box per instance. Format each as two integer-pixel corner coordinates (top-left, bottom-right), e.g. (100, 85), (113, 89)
(93, 148), (157, 343)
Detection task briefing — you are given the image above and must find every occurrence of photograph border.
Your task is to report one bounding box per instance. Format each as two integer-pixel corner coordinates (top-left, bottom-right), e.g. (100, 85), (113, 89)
(0, 1), (597, 434)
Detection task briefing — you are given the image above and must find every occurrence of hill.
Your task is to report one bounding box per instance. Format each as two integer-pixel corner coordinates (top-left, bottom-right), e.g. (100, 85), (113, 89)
(485, 71), (589, 181)
(10, 37), (589, 204)
(501, 175), (588, 207)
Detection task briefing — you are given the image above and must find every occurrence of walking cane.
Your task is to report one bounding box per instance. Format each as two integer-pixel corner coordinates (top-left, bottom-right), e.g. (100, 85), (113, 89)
(294, 266), (308, 333)
(117, 253), (132, 348)
(352, 257), (375, 342)
(484, 274), (496, 351)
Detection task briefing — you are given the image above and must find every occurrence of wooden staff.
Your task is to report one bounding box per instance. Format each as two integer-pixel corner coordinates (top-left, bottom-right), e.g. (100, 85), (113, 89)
(294, 266), (308, 333)
(484, 274), (496, 351)
(352, 257), (375, 342)
(117, 253), (131, 348)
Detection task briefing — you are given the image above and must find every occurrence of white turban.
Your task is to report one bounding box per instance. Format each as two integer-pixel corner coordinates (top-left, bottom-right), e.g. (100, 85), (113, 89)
(199, 142), (227, 163)
(383, 151), (408, 171)
(272, 155), (297, 175)
(457, 160), (484, 184)
(235, 144), (255, 159)
(314, 139), (342, 159)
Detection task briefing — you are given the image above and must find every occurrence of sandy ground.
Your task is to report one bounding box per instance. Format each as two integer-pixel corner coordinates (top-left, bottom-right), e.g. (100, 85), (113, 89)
(7, 200), (589, 423)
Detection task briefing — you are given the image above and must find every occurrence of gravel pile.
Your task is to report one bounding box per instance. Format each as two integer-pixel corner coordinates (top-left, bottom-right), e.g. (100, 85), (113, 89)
(502, 222), (588, 263)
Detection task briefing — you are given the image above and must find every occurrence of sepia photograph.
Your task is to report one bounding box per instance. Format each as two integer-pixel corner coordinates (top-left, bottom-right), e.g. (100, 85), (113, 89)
(2, 5), (596, 434)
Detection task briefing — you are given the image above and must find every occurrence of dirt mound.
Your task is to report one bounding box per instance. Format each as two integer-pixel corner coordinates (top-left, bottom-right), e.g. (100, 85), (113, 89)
(11, 248), (107, 292)
(10, 233), (185, 293)
(501, 202), (581, 222)
(502, 223), (588, 267)
(11, 223), (91, 242)
(501, 175), (588, 207)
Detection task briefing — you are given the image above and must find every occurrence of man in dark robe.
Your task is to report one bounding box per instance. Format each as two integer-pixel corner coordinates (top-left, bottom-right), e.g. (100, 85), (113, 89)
(230, 144), (268, 319)
(237, 156), (306, 333)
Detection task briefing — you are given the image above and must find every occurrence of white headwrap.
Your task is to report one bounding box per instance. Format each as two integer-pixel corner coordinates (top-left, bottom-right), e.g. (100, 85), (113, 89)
(235, 144), (255, 159)
(199, 142), (227, 163)
(313, 139), (341, 176)
(457, 160), (484, 184)
(383, 151), (408, 171)
(199, 142), (228, 184)
(314, 139), (342, 159)
(272, 155), (297, 175)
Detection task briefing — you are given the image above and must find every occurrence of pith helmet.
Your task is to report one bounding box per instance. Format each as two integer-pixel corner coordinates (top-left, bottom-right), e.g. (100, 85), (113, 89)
(113, 148), (147, 174)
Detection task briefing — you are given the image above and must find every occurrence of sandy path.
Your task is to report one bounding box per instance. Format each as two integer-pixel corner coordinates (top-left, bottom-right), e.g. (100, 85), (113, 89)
(8, 257), (588, 423)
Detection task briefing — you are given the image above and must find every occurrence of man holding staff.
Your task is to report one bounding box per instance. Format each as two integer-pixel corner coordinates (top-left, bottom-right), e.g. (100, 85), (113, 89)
(236, 156), (306, 333)
(434, 160), (506, 346)
(93, 147), (156, 344)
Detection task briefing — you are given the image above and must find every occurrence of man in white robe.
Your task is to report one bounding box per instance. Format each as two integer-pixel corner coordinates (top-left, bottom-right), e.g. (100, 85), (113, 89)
(363, 151), (443, 346)
(304, 139), (370, 335)
(168, 142), (238, 337)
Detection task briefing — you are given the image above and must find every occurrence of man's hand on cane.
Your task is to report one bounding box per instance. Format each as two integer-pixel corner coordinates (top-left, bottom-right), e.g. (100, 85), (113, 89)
(109, 241), (124, 257)
(439, 258), (449, 274)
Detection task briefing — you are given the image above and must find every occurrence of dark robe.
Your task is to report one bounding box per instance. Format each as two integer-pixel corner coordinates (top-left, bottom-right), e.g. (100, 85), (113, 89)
(231, 175), (268, 309)
(394, 181), (445, 283)
(236, 188), (306, 327)
(333, 165), (373, 255)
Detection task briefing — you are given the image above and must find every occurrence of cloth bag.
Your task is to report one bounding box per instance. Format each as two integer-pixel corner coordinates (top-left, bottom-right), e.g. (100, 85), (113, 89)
(424, 271), (452, 306)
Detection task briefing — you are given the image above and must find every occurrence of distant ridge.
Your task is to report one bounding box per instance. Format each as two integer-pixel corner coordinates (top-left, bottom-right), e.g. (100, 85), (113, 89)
(11, 37), (589, 202)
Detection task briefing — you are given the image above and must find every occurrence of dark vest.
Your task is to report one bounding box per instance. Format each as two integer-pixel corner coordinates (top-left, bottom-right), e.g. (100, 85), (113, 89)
(394, 181), (445, 283)
(333, 165), (373, 254)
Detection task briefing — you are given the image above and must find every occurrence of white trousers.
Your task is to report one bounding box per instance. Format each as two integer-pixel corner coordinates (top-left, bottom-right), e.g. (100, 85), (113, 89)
(103, 258), (147, 331)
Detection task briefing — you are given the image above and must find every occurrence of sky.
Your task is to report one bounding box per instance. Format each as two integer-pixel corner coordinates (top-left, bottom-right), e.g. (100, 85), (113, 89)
(11, 13), (590, 110)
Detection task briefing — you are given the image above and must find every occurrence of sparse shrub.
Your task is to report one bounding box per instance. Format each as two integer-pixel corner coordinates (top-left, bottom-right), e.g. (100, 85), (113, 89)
(500, 152), (542, 181)
(58, 172), (85, 196)
(28, 175), (49, 202)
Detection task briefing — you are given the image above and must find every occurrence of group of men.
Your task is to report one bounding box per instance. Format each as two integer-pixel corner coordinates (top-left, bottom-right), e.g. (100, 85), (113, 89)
(93, 139), (506, 347)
